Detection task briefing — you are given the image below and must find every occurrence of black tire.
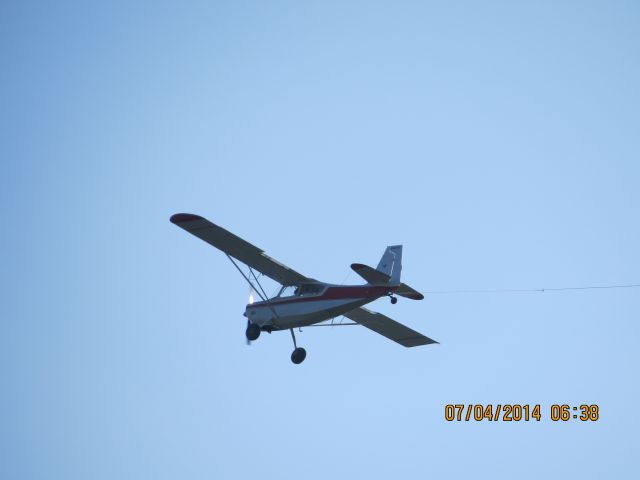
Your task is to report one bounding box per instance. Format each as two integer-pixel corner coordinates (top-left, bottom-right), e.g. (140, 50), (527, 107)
(291, 347), (307, 364)
(246, 323), (261, 341)
(390, 296), (398, 304)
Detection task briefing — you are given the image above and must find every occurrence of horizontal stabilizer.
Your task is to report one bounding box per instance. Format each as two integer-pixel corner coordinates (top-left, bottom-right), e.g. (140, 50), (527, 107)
(396, 283), (424, 300)
(350, 264), (424, 300)
(344, 307), (437, 347)
(351, 263), (391, 284)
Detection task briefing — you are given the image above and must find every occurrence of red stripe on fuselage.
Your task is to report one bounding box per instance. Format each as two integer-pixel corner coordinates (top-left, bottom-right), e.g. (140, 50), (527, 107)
(247, 285), (396, 309)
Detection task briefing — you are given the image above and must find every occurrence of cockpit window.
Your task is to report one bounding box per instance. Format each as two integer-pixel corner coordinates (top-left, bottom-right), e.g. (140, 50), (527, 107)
(297, 284), (323, 296)
(278, 285), (296, 297)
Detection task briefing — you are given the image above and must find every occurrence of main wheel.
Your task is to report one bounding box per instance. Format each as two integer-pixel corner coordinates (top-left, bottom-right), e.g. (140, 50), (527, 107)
(291, 347), (307, 364)
(390, 296), (398, 304)
(246, 323), (261, 341)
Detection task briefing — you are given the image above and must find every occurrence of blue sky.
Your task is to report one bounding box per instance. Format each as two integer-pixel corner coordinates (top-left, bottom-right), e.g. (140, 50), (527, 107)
(2, 1), (639, 478)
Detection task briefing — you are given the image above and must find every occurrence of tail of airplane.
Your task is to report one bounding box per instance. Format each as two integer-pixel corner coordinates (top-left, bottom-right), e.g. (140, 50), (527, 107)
(376, 245), (403, 285)
(350, 245), (424, 300)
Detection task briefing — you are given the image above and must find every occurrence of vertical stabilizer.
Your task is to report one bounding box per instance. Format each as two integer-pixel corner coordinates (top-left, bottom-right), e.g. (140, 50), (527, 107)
(377, 245), (402, 285)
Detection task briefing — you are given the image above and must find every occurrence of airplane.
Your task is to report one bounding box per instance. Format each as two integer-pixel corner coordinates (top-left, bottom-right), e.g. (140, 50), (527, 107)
(170, 213), (438, 364)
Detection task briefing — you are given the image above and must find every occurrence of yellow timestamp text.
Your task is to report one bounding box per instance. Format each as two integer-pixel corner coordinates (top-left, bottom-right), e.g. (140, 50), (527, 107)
(444, 404), (599, 422)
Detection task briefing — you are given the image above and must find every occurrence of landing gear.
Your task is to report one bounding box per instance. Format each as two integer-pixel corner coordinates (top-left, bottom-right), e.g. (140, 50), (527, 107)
(390, 296), (398, 304)
(289, 328), (306, 364)
(291, 347), (307, 364)
(246, 322), (260, 341)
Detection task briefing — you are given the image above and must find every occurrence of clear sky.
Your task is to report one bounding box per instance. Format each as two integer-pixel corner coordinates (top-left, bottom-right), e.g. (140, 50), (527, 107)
(2, 1), (639, 479)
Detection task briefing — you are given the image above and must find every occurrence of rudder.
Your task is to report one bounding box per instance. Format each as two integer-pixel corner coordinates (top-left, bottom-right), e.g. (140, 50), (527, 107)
(377, 245), (402, 285)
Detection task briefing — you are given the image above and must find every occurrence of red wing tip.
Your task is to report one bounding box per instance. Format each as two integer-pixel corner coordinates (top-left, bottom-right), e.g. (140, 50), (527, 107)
(351, 263), (366, 270)
(170, 213), (204, 224)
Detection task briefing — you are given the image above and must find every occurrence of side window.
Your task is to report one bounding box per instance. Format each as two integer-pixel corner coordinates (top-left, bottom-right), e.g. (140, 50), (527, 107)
(299, 284), (323, 296)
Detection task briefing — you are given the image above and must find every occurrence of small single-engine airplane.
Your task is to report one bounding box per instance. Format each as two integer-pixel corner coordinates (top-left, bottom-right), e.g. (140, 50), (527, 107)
(170, 213), (437, 364)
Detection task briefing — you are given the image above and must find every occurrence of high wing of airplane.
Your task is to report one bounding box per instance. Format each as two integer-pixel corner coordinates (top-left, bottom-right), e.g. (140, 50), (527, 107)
(170, 213), (438, 364)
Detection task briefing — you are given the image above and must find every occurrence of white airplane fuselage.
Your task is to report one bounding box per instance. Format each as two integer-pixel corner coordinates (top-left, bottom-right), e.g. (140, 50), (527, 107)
(244, 284), (397, 330)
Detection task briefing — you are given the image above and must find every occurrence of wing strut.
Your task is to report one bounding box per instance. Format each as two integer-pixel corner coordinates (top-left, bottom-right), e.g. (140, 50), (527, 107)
(225, 253), (281, 321)
(301, 322), (359, 327)
(226, 253), (266, 301)
(248, 265), (271, 304)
